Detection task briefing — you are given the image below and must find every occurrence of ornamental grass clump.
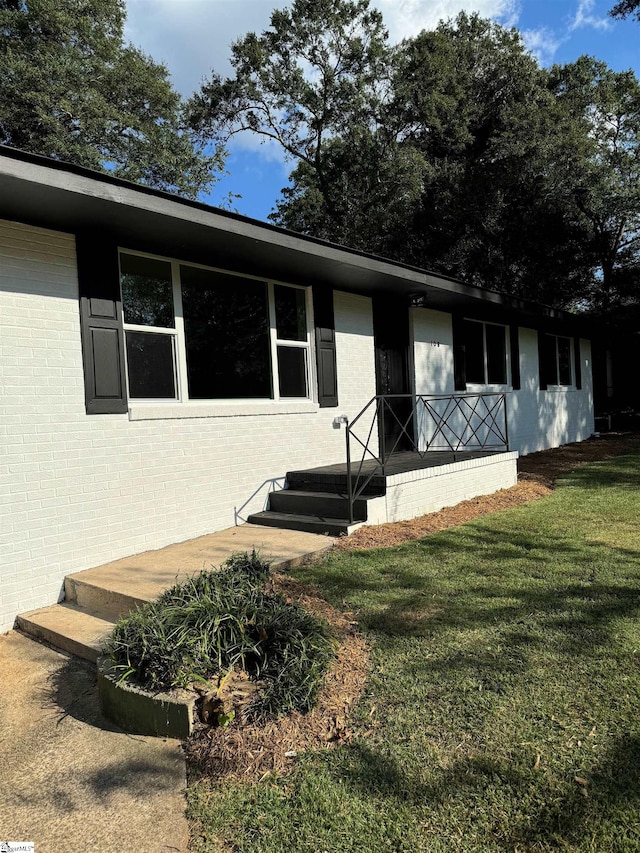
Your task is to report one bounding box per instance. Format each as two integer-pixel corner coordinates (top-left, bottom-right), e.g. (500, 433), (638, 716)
(104, 550), (335, 720)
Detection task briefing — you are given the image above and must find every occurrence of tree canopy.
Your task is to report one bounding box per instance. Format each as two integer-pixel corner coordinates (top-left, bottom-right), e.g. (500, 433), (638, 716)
(188, 0), (640, 311)
(0, 0), (221, 197)
(610, 0), (640, 22)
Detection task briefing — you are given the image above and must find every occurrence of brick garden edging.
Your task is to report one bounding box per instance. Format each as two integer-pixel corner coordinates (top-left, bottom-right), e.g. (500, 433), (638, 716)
(97, 657), (196, 739)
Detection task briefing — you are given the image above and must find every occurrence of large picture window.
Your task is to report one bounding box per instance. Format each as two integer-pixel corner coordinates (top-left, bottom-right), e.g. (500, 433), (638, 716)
(463, 320), (508, 386)
(119, 251), (312, 402)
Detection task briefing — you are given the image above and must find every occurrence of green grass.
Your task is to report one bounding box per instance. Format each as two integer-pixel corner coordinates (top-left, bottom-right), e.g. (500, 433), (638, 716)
(188, 454), (640, 852)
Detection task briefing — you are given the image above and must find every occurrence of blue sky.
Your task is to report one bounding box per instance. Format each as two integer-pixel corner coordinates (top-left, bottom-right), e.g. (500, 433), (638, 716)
(124, 0), (640, 221)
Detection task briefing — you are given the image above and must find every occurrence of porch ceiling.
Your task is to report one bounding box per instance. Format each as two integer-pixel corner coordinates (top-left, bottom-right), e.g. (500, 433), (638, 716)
(0, 145), (587, 334)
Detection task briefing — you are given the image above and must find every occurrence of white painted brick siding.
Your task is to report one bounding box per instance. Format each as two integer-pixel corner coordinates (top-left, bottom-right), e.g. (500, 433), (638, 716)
(412, 309), (594, 455)
(0, 220), (376, 631)
(384, 453), (518, 522)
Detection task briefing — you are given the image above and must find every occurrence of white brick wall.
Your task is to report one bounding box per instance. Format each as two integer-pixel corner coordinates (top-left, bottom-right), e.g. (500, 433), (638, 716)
(0, 220), (376, 631)
(384, 453), (518, 522)
(412, 309), (595, 455)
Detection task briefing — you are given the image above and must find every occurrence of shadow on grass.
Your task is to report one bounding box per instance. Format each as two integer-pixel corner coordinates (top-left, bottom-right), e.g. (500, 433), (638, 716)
(326, 734), (640, 850)
(286, 459), (640, 849)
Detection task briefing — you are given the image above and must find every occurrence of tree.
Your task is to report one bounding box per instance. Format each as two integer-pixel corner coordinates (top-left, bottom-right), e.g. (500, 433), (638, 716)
(610, 0), (640, 22)
(190, 1), (640, 310)
(386, 13), (598, 304)
(0, 0), (221, 197)
(187, 0), (427, 240)
(549, 57), (640, 311)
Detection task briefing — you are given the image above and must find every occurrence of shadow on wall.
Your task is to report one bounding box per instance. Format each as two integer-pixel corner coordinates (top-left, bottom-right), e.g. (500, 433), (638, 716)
(509, 372), (593, 455)
(234, 477), (286, 525)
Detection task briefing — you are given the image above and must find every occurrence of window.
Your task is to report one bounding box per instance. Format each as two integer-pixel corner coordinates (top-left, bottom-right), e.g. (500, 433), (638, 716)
(120, 253), (178, 400)
(180, 265), (271, 399)
(462, 320), (508, 385)
(119, 251), (312, 402)
(274, 284), (309, 398)
(541, 334), (572, 387)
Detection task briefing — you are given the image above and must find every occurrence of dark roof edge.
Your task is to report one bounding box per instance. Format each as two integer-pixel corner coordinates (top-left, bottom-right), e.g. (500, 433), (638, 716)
(0, 144), (587, 328)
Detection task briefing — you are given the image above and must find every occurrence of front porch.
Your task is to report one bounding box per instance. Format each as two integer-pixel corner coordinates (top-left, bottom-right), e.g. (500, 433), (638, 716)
(248, 449), (519, 536)
(249, 392), (517, 535)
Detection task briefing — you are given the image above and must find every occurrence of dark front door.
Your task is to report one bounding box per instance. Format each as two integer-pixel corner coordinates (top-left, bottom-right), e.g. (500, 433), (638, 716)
(373, 297), (413, 458)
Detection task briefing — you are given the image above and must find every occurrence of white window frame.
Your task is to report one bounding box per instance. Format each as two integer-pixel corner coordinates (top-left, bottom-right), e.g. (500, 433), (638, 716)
(464, 318), (511, 390)
(268, 281), (313, 401)
(119, 249), (314, 405)
(545, 334), (574, 389)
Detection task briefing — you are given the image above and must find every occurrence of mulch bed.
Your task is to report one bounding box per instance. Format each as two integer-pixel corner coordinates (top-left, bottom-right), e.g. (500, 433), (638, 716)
(338, 432), (640, 551)
(185, 573), (369, 783)
(186, 433), (640, 783)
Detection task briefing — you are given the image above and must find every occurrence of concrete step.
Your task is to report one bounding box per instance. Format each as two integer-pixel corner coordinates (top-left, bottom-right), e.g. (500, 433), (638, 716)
(247, 510), (360, 537)
(269, 489), (369, 521)
(64, 574), (148, 622)
(16, 602), (116, 663)
(286, 470), (386, 496)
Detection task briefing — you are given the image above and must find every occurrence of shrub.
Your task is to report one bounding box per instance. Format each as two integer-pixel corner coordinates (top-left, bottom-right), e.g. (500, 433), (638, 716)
(104, 551), (335, 720)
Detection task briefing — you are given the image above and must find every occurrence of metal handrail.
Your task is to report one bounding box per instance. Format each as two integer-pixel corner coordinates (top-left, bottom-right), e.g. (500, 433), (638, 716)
(344, 392), (509, 523)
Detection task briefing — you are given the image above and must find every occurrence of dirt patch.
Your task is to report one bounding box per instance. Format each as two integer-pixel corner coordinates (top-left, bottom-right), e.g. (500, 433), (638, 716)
(185, 573), (369, 783)
(338, 433), (640, 552)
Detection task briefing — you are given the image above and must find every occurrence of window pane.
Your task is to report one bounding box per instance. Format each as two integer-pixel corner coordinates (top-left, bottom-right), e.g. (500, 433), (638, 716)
(181, 266), (271, 399)
(275, 285), (307, 341)
(543, 334), (558, 386)
(277, 346), (307, 397)
(126, 331), (176, 399)
(558, 337), (572, 385)
(120, 253), (174, 328)
(486, 324), (507, 384)
(463, 320), (485, 384)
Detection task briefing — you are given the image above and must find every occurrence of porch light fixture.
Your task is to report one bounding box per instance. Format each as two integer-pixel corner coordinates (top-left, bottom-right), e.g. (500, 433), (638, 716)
(333, 415), (349, 429)
(409, 293), (427, 307)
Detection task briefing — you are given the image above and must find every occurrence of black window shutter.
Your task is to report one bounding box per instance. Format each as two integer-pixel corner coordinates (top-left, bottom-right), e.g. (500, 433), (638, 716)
(509, 324), (521, 390)
(573, 336), (582, 389)
(451, 312), (467, 391)
(537, 330), (548, 391)
(76, 233), (128, 414)
(313, 286), (338, 407)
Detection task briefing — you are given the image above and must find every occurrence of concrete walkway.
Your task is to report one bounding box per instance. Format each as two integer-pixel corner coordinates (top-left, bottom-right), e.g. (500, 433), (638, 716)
(0, 631), (188, 852)
(3, 524), (333, 852)
(67, 522), (334, 604)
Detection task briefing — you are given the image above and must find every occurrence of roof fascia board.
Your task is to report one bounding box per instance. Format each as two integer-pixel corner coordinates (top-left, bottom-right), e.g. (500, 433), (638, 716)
(0, 148), (591, 334)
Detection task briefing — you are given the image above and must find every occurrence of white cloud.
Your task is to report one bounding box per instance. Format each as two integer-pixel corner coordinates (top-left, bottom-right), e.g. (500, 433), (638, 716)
(569, 0), (612, 31)
(124, 0), (276, 95)
(124, 0), (523, 97)
(375, 0), (520, 41)
(521, 26), (565, 66)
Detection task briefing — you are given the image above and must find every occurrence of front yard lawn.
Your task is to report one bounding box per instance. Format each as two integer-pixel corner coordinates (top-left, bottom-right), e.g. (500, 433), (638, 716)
(188, 452), (640, 852)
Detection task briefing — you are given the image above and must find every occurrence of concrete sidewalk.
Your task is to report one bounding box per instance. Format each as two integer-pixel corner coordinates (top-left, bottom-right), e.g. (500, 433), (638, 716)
(4, 524), (334, 852)
(0, 631), (188, 852)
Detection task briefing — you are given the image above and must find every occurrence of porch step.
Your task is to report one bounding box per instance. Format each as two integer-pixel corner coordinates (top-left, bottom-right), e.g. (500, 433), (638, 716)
(247, 510), (359, 537)
(269, 489), (369, 522)
(16, 602), (116, 663)
(286, 470), (386, 496)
